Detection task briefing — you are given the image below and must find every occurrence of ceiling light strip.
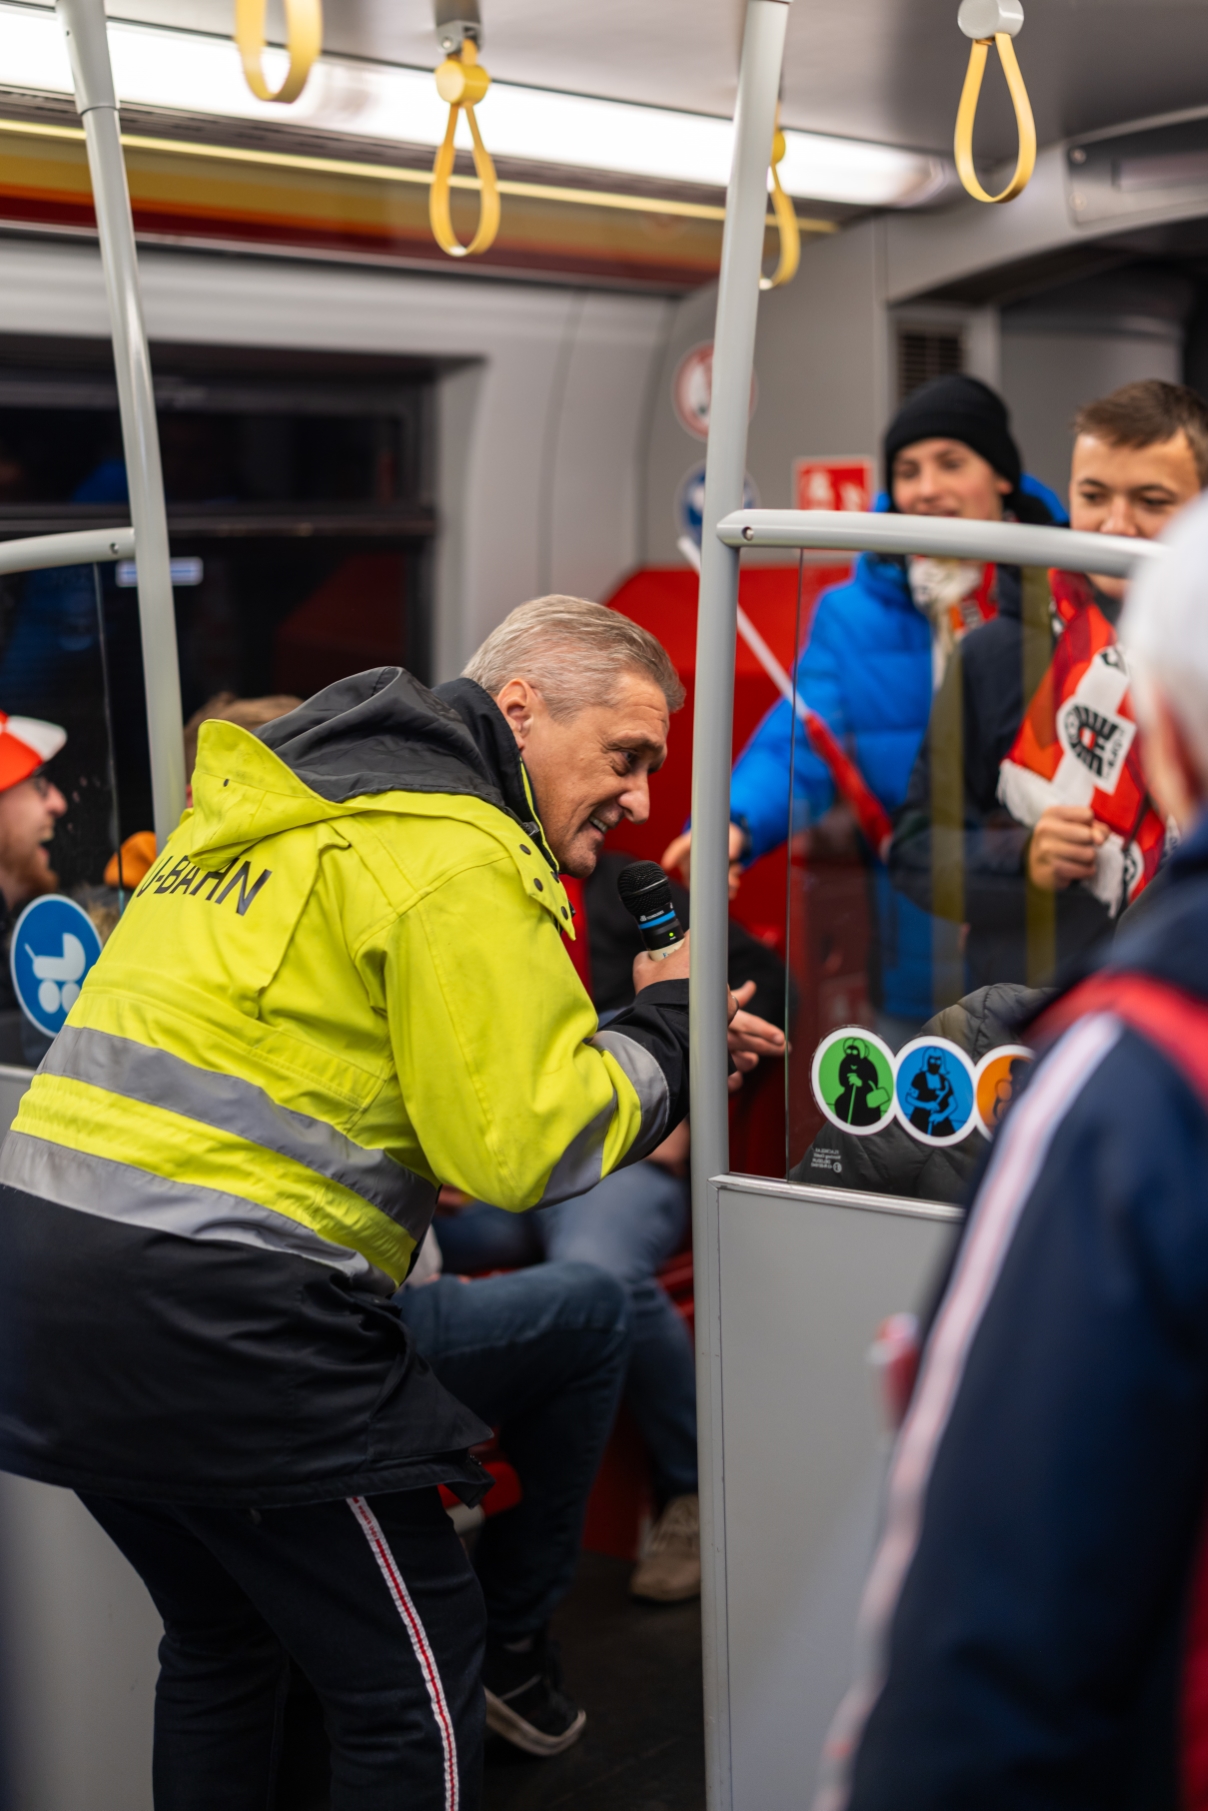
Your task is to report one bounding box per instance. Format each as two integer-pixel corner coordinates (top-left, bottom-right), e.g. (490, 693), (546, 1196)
(0, 2), (942, 207)
(0, 112), (838, 229)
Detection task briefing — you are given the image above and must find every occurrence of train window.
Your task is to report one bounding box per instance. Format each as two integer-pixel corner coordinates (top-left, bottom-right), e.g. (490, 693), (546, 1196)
(0, 555), (121, 1065)
(0, 339), (437, 839)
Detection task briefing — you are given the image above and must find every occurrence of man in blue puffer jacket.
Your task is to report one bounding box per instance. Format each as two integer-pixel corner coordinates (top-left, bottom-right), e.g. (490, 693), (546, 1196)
(663, 375), (1064, 1045)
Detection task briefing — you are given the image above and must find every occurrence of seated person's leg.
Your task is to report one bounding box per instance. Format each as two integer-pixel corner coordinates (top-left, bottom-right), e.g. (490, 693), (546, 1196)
(536, 1159), (689, 1290)
(539, 1162), (696, 1496)
(397, 1259), (631, 1756)
(538, 1162), (701, 1602)
(434, 1198), (541, 1274)
(618, 1274), (698, 1502)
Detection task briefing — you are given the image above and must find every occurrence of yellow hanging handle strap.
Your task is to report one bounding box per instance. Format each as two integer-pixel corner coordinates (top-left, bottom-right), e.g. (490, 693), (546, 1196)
(235, 0), (322, 105)
(430, 38), (501, 258)
(954, 0), (1035, 205)
(760, 107), (800, 291)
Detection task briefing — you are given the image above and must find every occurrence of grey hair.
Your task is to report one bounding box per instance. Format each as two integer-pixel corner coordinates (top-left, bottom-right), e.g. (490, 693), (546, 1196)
(1121, 492), (1208, 780)
(463, 594), (685, 719)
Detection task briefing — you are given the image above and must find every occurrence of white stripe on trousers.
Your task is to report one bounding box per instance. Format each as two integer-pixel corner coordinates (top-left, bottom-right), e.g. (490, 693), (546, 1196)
(347, 1495), (460, 1811)
(814, 1012), (1123, 1811)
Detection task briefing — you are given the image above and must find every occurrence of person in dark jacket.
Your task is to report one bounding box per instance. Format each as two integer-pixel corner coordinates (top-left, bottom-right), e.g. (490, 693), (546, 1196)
(662, 375), (1063, 1045)
(890, 380), (1208, 990)
(795, 980), (1042, 1203)
(822, 492), (1208, 1811)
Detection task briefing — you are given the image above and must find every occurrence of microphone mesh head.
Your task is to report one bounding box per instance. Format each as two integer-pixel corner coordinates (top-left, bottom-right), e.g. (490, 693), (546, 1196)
(617, 860), (672, 919)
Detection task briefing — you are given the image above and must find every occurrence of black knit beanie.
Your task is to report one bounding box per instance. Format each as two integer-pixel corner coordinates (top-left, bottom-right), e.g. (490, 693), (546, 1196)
(883, 374), (1022, 494)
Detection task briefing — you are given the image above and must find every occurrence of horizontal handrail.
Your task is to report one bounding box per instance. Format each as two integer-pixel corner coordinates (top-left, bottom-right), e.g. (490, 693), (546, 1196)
(0, 526), (134, 577)
(717, 509), (1163, 579)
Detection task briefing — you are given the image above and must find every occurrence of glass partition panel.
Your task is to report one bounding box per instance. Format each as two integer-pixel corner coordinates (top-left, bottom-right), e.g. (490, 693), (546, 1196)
(782, 560), (1123, 1197)
(0, 558), (123, 1065)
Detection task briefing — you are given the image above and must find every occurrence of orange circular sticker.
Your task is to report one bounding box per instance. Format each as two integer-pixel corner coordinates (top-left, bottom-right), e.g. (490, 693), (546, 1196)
(973, 1045), (1034, 1138)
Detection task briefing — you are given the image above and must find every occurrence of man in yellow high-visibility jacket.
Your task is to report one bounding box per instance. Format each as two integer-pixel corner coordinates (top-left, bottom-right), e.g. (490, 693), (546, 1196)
(0, 595), (768, 1809)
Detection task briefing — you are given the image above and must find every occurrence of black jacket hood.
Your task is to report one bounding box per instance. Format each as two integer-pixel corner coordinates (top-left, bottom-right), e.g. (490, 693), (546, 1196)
(257, 666), (557, 870)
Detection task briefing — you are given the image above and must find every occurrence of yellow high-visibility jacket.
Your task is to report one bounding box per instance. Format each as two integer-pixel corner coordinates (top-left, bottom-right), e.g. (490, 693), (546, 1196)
(0, 671), (688, 1505)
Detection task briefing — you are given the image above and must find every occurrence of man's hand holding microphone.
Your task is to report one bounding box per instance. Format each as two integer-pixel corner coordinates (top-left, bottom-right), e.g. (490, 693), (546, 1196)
(619, 861), (785, 1092)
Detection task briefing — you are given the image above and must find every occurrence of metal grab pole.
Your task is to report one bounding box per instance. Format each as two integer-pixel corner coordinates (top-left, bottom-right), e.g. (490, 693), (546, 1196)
(58, 0), (185, 849)
(690, 6), (790, 1809)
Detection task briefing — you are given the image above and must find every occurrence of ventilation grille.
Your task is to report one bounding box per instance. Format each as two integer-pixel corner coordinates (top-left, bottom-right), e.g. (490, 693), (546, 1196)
(897, 328), (964, 403)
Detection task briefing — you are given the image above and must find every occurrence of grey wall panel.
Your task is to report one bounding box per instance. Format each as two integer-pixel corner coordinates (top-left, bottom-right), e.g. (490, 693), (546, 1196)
(711, 1179), (958, 1811)
(0, 1069), (158, 1811)
(0, 1475), (158, 1811)
(641, 280), (723, 567)
(1000, 324), (1182, 500)
(642, 220), (889, 570)
(545, 291), (675, 607)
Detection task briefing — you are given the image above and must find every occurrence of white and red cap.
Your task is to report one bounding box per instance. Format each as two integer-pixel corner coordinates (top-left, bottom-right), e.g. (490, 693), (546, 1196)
(0, 713), (66, 793)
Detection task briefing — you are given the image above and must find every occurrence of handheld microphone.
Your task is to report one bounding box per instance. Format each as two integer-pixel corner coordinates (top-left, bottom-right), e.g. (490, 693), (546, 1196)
(617, 860), (686, 960)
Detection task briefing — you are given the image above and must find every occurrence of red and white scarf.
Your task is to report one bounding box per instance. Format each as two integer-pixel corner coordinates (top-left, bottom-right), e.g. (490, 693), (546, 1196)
(996, 570), (1167, 917)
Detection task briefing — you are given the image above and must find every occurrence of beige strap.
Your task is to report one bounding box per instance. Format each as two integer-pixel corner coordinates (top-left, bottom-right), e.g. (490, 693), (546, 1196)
(429, 40), (501, 258)
(760, 111), (800, 290)
(954, 31), (1036, 204)
(235, 0), (322, 105)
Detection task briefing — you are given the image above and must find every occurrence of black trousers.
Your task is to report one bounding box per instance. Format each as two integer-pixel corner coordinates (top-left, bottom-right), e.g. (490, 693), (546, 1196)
(81, 1487), (485, 1811)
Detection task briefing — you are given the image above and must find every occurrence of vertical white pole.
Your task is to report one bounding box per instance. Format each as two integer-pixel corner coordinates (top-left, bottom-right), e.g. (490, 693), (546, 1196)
(690, 6), (791, 1808)
(57, 0), (185, 849)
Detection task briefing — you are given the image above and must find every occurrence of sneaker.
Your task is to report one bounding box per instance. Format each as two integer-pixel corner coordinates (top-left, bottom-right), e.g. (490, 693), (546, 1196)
(629, 1493), (701, 1602)
(483, 1630), (587, 1757)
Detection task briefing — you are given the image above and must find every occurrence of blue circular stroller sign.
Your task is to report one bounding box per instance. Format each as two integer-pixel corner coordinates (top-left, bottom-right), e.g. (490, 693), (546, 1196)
(10, 895), (102, 1037)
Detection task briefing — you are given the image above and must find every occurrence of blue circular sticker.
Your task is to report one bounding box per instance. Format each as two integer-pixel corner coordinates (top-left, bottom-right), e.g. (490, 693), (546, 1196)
(893, 1037), (977, 1147)
(675, 462), (759, 549)
(10, 895), (102, 1037)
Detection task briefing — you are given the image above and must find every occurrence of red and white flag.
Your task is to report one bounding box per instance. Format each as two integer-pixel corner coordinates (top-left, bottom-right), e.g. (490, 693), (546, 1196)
(996, 571), (1166, 916)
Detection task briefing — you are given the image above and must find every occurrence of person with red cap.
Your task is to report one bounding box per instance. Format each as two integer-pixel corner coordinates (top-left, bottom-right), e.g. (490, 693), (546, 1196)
(0, 713), (67, 1061)
(0, 712), (66, 919)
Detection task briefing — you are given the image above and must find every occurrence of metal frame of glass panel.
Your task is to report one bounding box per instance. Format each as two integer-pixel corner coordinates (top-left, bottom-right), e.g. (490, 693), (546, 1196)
(57, 0), (182, 849)
(692, 8), (1169, 1802)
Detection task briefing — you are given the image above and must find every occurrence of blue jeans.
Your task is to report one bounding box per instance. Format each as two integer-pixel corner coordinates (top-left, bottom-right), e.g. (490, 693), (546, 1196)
(396, 1261), (629, 1641)
(436, 1162), (698, 1503)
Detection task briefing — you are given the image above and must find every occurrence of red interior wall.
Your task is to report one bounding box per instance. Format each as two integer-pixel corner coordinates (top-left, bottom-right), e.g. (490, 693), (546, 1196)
(602, 562), (851, 953)
(603, 561), (851, 1177)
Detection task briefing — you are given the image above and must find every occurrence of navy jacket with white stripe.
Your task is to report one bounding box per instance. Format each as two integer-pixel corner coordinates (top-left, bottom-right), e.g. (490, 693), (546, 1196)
(844, 810), (1208, 1811)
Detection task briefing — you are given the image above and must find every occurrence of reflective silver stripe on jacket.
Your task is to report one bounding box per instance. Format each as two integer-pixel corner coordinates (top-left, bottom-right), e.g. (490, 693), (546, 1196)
(534, 1099), (614, 1206)
(589, 1028), (671, 1164)
(39, 1024), (436, 1242)
(0, 1132), (398, 1294)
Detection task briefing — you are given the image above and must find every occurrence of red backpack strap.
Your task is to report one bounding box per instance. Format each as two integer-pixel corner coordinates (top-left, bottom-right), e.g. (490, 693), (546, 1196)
(1033, 971), (1208, 1114)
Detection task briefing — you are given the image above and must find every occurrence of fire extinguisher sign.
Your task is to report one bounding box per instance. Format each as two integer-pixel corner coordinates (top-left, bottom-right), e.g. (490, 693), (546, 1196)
(792, 457), (875, 514)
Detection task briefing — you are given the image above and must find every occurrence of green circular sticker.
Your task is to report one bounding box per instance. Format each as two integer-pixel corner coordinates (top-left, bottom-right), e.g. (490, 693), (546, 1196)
(811, 1026), (896, 1137)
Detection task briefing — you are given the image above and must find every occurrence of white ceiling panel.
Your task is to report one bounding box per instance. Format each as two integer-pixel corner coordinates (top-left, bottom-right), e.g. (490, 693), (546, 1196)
(18, 0), (1208, 165)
